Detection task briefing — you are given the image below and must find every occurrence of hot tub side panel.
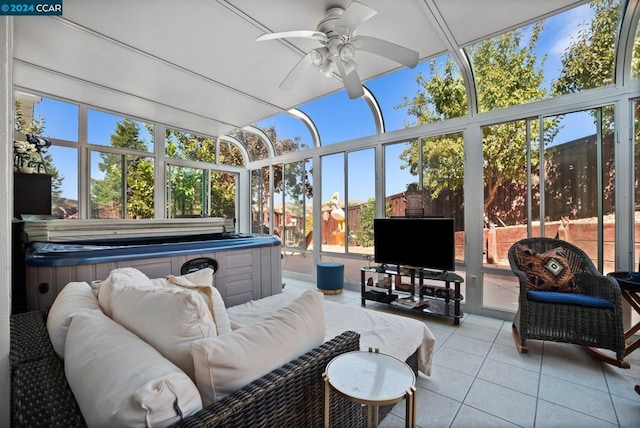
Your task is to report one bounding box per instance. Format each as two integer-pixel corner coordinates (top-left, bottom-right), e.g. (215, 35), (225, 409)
(25, 244), (282, 312)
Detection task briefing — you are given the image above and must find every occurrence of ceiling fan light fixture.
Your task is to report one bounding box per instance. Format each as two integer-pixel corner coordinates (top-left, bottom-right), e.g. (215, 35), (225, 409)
(338, 42), (356, 62)
(319, 57), (334, 77)
(310, 47), (329, 67)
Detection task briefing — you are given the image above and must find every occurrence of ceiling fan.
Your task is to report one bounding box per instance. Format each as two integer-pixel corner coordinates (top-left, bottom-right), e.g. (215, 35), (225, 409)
(256, 1), (419, 99)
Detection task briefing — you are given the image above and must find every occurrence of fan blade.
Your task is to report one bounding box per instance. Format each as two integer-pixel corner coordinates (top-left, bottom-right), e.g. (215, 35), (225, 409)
(351, 35), (419, 68)
(337, 1), (377, 34)
(256, 30), (327, 42)
(335, 59), (364, 99)
(278, 52), (314, 91)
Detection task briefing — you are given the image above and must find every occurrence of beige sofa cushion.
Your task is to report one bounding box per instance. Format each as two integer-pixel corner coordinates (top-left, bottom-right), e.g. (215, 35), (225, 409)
(96, 267), (153, 317)
(190, 290), (326, 406)
(65, 309), (202, 427)
(46, 281), (100, 358)
(111, 283), (217, 381)
(152, 268), (231, 335)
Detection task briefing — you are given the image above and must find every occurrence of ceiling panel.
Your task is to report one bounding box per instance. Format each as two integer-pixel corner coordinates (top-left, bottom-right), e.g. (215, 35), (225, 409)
(433, 0), (587, 46)
(12, 0), (593, 138)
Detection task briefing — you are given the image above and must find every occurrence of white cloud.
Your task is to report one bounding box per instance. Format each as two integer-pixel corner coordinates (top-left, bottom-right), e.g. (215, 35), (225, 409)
(548, 4), (593, 56)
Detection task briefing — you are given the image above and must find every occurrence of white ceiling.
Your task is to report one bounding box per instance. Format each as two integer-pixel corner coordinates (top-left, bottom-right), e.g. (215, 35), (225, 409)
(12, 0), (586, 138)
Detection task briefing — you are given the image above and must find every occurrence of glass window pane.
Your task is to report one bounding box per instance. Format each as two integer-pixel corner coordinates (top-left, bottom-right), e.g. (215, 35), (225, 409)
(481, 119), (534, 310)
(544, 108), (615, 272)
(368, 54), (466, 131)
(421, 133), (465, 264)
(26, 95), (78, 142)
(219, 140), (244, 167)
(298, 92), (375, 145)
(347, 148), (375, 255)
(126, 155), (154, 219)
(255, 113), (313, 155)
(49, 146), (78, 219)
(251, 168), (269, 234)
(166, 164), (205, 218)
(227, 129), (268, 161)
(210, 171), (236, 219)
(283, 161), (305, 249)
(88, 109), (153, 152)
(304, 158), (313, 250)
(482, 119), (538, 264)
(273, 164), (284, 237)
(321, 153), (345, 253)
(385, 142), (415, 217)
(90, 150), (123, 219)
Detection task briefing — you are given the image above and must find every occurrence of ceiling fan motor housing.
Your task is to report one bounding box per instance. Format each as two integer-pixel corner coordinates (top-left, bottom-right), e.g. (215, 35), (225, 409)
(316, 7), (346, 38)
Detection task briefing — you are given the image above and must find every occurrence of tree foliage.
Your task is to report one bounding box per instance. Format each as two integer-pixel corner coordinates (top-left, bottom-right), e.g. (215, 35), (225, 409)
(91, 119), (154, 219)
(553, 0), (619, 95)
(398, 23), (556, 211)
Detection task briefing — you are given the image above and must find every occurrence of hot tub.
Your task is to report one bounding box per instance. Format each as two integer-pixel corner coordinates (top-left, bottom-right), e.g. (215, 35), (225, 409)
(22, 232), (282, 312)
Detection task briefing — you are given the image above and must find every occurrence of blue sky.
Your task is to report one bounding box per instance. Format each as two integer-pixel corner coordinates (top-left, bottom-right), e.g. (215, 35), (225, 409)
(29, 2), (601, 204)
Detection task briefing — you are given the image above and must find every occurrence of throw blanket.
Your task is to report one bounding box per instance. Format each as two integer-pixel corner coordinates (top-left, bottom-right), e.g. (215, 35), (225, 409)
(227, 289), (435, 376)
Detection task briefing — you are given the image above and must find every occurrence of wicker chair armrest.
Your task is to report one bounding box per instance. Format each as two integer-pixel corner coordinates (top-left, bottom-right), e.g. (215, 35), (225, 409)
(575, 272), (623, 303)
(172, 330), (362, 428)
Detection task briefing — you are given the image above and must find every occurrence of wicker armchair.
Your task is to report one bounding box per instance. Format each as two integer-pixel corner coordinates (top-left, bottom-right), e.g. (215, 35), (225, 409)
(508, 237), (628, 368)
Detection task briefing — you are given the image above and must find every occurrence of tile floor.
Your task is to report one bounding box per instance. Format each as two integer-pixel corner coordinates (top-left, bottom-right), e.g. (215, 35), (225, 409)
(283, 275), (640, 428)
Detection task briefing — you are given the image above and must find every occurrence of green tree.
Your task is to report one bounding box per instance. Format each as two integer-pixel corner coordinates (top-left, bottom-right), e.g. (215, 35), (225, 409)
(356, 198), (391, 247)
(553, 0), (619, 96)
(91, 119), (154, 219)
(553, 0), (622, 134)
(397, 23), (558, 212)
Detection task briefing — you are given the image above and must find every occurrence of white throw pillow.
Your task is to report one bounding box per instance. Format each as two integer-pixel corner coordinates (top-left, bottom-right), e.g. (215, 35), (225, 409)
(97, 267), (153, 317)
(46, 281), (100, 359)
(190, 290), (326, 406)
(111, 284), (217, 381)
(158, 268), (231, 336)
(65, 309), (202, 427)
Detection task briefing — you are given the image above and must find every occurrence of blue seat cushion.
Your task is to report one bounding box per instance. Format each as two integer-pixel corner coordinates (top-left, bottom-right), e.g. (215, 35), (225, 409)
(527, 290), (614, 309)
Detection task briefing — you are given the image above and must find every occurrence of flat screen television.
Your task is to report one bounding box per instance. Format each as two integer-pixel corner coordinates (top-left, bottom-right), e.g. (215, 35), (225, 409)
(373, 217), (455, 272)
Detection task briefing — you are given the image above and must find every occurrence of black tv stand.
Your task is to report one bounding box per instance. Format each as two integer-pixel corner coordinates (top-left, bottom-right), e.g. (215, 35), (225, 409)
(360, 265), (464, 325)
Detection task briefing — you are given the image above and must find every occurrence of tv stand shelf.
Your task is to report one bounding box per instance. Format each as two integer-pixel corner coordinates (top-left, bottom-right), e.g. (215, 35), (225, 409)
(360, 266), (464, 325)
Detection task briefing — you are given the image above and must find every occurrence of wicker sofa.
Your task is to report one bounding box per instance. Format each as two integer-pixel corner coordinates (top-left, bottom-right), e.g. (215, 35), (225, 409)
(11, 310), (418, 427)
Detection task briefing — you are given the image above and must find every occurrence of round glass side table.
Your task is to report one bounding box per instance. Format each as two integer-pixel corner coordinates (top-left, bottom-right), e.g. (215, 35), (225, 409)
(323, 349), (416, 428)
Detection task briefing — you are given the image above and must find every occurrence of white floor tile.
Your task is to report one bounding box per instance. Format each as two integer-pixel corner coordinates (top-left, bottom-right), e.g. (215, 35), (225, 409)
(611, 394), (640, 428)
(419, 364), (475, 401)
(433, 346), (485, 377)
(541, 342), (608, 391)
(441, 333), (493, 358)
(451, 404), (521, 428)
(410, 388), (460, 428)
(535, 399), (619, 428)
(453, 322), (500, 342)
(539, 374), (617, 423)
(477, 358), (540, 397)
(464, 378), (537, 427)
(487, 341), (543, 372)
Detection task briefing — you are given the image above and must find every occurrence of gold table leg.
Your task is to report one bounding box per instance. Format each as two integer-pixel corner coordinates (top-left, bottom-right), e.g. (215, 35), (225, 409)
(405, 385), (416, 428)
(323, 372), (329, 428)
